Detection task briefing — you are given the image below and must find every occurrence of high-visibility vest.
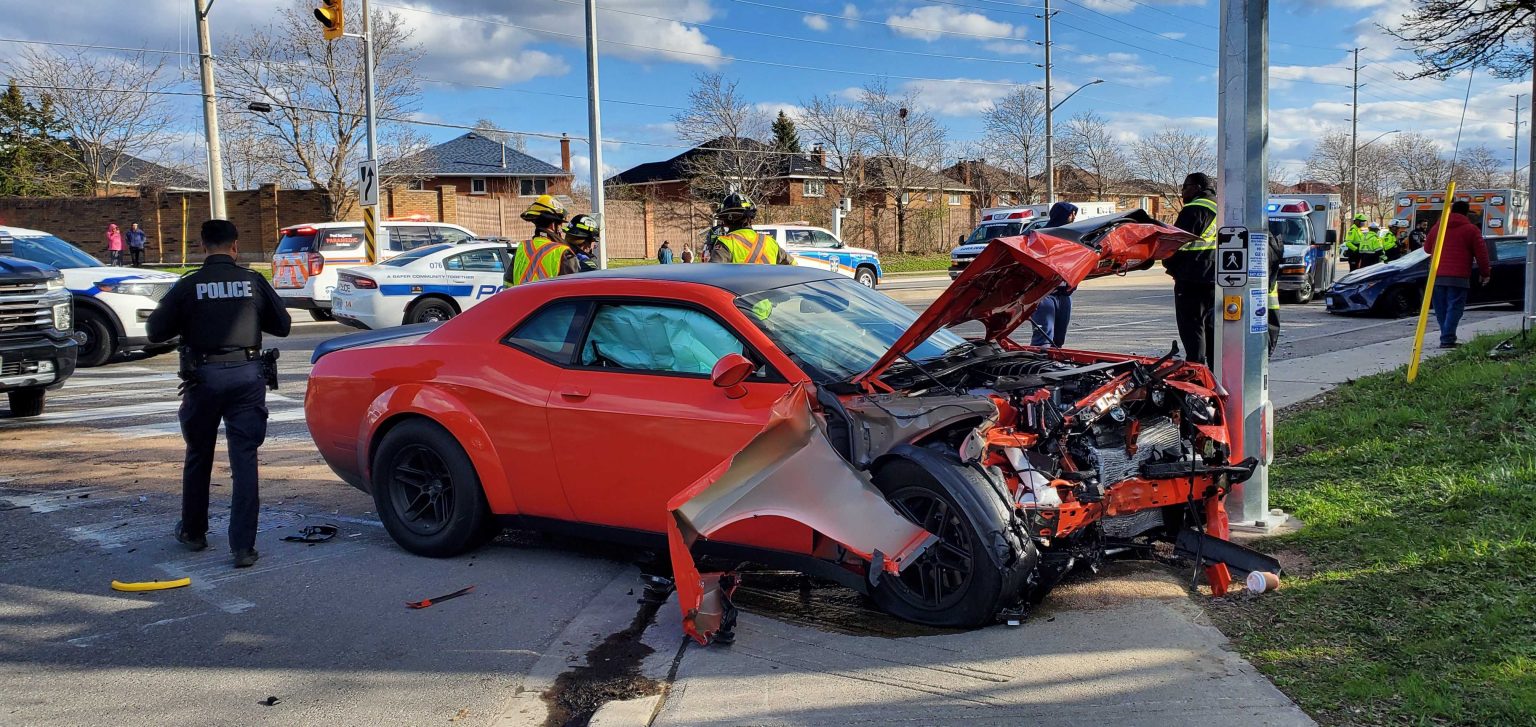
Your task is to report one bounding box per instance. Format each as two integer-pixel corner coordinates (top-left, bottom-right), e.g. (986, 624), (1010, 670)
(1344, 226), (1368, 252)
(1378, 230), (1398, 252)
(1269, 279), (1280, 309)
(1180, 198), (1219, 251)
(715, 228), (783, 264)
(511, 235), (570, 285)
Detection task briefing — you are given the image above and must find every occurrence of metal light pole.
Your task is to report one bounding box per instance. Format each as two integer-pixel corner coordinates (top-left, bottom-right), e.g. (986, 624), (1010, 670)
(1215, 0), (1270, 529)
(584, 0), (607, 270)
(1524, 45), (1535, 333)
(1349, 48), (1361, 222)
(1512, 94), (1525, 186)
(194, 0), (226, 219)
(359, 0), (380, 264)
(1042, 0), (1054, 204)
(1350, 129), (1399, 223)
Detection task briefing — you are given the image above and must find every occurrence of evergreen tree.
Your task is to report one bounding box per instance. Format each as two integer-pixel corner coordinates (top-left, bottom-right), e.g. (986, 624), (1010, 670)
(0, 81), (77, 196)
(771, 110), (802, 153)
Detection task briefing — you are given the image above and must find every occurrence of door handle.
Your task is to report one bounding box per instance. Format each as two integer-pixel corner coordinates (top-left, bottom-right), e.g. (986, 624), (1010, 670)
(559, 386), (590, 400)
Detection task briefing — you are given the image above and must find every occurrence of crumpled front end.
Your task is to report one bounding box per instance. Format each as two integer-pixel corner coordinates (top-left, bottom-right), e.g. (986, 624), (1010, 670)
(666, 382), (937, 645)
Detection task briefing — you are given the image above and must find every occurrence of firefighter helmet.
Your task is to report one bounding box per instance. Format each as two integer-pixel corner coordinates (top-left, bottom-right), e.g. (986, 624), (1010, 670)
(520, 194), (568, 224)
(565, 213), (599, 241)
(717, 192), (758, 222)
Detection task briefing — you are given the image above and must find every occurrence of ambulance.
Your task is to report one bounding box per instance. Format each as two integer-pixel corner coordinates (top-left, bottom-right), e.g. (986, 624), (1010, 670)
(1391, 188), (1529, 237)
(1266, 194), (1341, 303)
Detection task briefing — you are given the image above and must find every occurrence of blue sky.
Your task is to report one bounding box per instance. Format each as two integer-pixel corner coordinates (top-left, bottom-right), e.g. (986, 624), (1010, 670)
(3, 0), (1530, 187)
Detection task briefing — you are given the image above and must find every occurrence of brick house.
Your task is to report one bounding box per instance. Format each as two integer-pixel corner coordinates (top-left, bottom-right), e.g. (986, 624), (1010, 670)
(387, 132), (574, 201)
(606, 137), (840, 205)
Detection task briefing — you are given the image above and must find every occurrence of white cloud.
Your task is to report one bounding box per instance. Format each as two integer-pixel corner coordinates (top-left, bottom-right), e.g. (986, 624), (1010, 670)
(899, 79), (1013, 117)
(1070, 52), (1172, 87)
(1077, 0), (1204, 13)
(984, 41), (1038, 56)
(842, 3), (861, 20)
(886, 6), (1020, 42)
(1159, 31), (1187, 40)
(803, 14), (829, 31)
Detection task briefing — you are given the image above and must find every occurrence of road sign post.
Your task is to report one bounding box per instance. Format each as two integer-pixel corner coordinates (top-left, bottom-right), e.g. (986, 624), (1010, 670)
(1216, 0), (1273, 530)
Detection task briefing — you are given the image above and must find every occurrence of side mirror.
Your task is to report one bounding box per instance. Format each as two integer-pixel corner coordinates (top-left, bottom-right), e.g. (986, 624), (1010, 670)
(711, 353), (755, 399)
(1324, 230), (1338, 245)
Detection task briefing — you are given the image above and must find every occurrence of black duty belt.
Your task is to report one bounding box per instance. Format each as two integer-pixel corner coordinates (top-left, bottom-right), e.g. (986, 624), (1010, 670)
(193, 348), (260, 365)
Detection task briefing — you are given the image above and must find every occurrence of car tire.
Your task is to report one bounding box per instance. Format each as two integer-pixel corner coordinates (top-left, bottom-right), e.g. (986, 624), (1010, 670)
(6, 388), (46, 418)
(75, 308), (116, 368)
(309, 308), (334, 322)
(371, 418), (496, 557)
(867, 458), (1007, 628)
(1386, 286), (1420, 317)
(855, 266), (878, 288)
(1293, 278), (1314, 304)
(406, 298), (456, 325)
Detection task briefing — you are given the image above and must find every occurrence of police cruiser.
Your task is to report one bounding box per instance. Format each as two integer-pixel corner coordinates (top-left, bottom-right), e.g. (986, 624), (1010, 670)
(3, 225), (178, 367)
(751, 224), (882, 287)
(330, 242), (510, 330)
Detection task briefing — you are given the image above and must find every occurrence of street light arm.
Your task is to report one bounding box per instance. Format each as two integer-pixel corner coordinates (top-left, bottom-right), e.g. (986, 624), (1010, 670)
(1051, 79), (1103, 113)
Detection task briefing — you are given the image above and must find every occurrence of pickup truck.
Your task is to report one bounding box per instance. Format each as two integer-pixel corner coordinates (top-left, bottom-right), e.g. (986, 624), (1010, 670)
(0, 232), (78, 417)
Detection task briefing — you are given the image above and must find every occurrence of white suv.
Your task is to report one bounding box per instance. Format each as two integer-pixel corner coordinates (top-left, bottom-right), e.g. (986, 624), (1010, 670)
(3, 225), (178, 367)
(271, 221), (479, 320)
(751, 224), (882, 287)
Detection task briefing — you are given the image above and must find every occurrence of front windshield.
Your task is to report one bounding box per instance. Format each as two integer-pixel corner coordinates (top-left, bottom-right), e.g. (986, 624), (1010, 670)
(1268, 217), (1310, 246)
(738, 278), (967, 382)
(380, 243), (451, 267)
(10, 234), (102, 269)
(964, 222), (1026, 245)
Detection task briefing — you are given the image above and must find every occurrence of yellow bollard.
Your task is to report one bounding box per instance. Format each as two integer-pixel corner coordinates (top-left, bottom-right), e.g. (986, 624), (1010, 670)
(1407, 181), (1456, 382)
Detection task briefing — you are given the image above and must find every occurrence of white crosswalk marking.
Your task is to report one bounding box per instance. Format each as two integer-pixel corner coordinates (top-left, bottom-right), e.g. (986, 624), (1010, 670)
(5, 364), (312, 445)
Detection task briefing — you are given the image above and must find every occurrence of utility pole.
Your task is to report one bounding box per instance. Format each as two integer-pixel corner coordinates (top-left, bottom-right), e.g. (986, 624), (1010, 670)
(194, 0), (226, 219)
(359, 0), (380, 264)
(1513, 94), (1525, 187)
(584, 0), (607, 270)
(1215, 0), (1271, 530)
(1524, 42), (1535, 334)
(1349, 47), (1361, 222)
(1042, 0), (1055, 204)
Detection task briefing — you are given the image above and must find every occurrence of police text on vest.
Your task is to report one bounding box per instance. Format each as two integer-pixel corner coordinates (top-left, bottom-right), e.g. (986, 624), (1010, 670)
(196, 281), (253, 299)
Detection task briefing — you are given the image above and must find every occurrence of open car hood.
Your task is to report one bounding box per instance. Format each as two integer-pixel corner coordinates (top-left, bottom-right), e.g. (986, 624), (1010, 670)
(853, 211), (1196, 386)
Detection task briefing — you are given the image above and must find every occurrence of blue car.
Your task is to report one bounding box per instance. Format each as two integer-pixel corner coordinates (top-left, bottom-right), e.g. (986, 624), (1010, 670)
(1324, 235), (1527, 316)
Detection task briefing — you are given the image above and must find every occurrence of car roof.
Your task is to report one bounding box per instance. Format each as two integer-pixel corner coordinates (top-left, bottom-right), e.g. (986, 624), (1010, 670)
(569, 263), (845, 295)
(0, 225), (59, 237)
(293, 221), (471, 230)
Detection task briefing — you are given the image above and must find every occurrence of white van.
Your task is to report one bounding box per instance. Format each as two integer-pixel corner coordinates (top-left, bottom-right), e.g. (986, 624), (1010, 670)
(271, 220), (479, 320)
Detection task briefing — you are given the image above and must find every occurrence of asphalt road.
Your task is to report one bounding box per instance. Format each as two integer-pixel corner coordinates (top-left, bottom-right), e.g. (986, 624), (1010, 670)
(0, 272), (1515, 726)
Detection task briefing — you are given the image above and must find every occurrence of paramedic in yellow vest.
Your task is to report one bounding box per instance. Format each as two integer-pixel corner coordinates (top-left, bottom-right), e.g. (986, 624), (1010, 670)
(1167, 173), (1219, 365)
(706, 192), (794, 265)
(509, 195), (581, 286)
(1344, 214), (1369, 271)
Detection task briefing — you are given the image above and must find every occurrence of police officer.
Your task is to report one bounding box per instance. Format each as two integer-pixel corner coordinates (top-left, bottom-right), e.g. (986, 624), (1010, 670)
(510, 195), (582, 285)
(706, 192), (794, 265)
(146, 220), (291, 568)
(1344, 214), (1370, 270)
(566, 213), (601, 273)
(1167, 173), (1218, 365)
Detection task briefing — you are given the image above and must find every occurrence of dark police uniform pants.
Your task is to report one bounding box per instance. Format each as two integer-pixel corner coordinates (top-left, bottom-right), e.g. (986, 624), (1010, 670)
(179, 360), (267, 551)
(1173, 280), (1216, 366)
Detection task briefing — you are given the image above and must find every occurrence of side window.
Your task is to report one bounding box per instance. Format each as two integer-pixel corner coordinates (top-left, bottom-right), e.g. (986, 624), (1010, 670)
(1495, 240), (1522, 262)
(389, 226), (436, 252)
(783, 229), (815, 246)
(448, 249), (504, 272)
(579, 303), (746, 376)
(435, 227), (475, 245)
(504, 300), (588, 363)
(810, 230), (840, 248)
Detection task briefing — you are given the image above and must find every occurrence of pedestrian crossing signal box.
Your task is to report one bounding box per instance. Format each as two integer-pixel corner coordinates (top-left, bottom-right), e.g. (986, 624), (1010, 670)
(1223, 295), (1243, 321)
(1216, 226), (1249, 288)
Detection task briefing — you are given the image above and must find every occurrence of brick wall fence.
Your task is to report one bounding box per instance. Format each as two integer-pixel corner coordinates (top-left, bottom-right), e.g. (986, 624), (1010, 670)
(0, 185), (331, 263)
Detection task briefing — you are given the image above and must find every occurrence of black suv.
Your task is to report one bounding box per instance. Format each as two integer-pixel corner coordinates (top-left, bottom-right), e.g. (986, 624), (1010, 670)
(0, 232), (78, 417)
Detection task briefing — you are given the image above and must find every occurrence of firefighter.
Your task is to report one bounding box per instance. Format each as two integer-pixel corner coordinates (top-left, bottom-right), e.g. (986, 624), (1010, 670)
(1344, 214), (1370, 270)
(566, 213), (600, 272)
(705, 192), (794, 265)
(509, 195), (581, 286)
(1167, 173), (1219, 365)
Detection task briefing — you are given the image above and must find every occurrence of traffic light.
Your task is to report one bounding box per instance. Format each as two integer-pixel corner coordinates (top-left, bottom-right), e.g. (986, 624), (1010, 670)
(315, 0), (344, 41)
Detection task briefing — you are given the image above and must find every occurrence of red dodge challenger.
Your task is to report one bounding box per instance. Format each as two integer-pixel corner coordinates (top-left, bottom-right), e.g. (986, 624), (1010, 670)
(306, 211), (1277, 643)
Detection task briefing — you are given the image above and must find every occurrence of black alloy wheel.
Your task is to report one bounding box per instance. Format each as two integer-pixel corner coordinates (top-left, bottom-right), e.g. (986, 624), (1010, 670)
(310, 308), (334, 322)
(407, 299), (455, 325)
(75, 309), (116, 368)
(884, 486), (977, 611)
(387, 444), (457, 538)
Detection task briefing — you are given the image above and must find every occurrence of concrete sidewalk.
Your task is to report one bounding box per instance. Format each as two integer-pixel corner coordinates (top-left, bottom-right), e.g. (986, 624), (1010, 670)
(1269, 312), (1525, 408)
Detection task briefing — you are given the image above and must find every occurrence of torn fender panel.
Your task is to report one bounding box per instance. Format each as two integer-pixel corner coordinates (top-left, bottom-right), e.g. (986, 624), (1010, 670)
(667, 382), (937, 644)
(840, 394), (999, 469)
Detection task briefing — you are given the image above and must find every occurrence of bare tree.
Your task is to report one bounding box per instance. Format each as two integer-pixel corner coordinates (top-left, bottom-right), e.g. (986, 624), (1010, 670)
(5, 46), (179, 195)
(218, 101), (290, 189)
(797, 93), (871, 204)
(1306, 128), (1394, 217)
(981, 87), (1046, 203)
(1061, 111), (1129, 199)
(1387, 132), (1453, 189)
(1452, 144), (1505, 188)
(858, 81), (946, 253)
(672, 72), (778, 205)
(218, 0), (424, 219)
(1131, 126), (1214, 210)
(473, 117), (527, 154)
(1387, 1), (1536, 80)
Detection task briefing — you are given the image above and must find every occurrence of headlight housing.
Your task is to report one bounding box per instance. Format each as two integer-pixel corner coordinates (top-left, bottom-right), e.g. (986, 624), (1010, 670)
(52, 300), (72, 331)
(46, 274), (65, 292)
(97, 280), (173, 300)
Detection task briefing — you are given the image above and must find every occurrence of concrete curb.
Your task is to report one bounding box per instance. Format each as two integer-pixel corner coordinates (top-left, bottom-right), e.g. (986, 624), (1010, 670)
(490, 565), (644, 727)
